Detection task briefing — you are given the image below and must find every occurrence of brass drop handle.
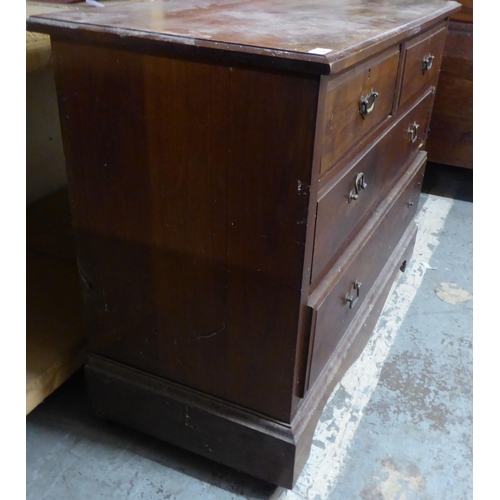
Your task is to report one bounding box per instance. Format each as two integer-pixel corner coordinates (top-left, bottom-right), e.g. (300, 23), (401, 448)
(355, 172), (368, 191)
(348, 172), (368, 203)
(359, 89), (379, 119)
(345, 280), (362, 309)
(349, 191), (359, 203)
(408, 122), (420, 143)
(422, 54), (435, 74)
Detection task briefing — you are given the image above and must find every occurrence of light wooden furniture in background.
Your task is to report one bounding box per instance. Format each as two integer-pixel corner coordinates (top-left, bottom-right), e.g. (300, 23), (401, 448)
(25, 0), (145, 415)
(26, 2), (84, 414)
(26, 190), (87, 415)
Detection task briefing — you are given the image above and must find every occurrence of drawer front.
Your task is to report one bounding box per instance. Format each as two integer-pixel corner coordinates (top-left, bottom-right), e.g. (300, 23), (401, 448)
(311, 90), (433, 285)
(307, 152), (426, 390)
(321, 47), (400, 175)
(399, 23), (447, 107)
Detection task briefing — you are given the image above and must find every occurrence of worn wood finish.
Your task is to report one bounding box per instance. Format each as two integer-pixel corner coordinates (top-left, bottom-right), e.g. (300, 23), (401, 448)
(28, 0), (460, 76)
(86, 208), (419, 488)
(294, 216), (418, 475)
(52, 38), (318, 422)
(27, 0), (458, 488)
(86, 355), (298, 487)
(427, 21), (472, 168)
(291, 77), (329, 402)
(320, 47), (400, 175)
(399, 22), (448, 107)
(312, 90), (433, 285)
(307, 153), (425, 389)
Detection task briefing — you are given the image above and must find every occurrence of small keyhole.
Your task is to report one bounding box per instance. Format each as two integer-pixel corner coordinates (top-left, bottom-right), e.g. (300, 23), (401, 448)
(367, 68), (371, 79)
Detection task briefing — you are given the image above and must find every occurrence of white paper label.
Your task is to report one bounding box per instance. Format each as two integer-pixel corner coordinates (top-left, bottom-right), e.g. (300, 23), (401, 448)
(307, 47), (332, 55)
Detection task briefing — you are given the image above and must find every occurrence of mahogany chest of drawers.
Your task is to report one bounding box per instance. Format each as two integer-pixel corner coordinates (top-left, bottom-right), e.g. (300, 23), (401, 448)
(27, 0), (460, 488)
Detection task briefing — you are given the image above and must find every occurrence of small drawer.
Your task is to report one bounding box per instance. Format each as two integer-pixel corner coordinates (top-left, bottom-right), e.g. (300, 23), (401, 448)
(311, 90), (433, 285)
(306, 152), (426, 390)
(399, 23), (448, 107)
(320, 46), (400, 175)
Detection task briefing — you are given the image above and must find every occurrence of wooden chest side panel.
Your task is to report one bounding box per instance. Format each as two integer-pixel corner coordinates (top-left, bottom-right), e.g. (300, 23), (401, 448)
(224, 67), (319, 419)
(52, 39), (319, 421)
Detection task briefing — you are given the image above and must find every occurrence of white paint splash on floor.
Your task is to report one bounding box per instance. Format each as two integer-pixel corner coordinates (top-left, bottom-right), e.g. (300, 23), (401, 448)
(273, 194), (454, 500)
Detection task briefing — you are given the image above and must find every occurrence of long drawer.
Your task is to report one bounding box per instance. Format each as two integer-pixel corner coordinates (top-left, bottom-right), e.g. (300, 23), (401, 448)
(311, 90), (433, 285)
(306, 151), (426, 390)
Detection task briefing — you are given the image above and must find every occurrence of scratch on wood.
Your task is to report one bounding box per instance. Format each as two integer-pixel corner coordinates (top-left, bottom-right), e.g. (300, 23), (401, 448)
(298, 179), (310, 195)
(197, 323), (226, 340)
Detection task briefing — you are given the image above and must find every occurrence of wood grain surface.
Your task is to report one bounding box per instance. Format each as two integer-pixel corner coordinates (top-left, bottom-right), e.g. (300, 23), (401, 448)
(28, 0), (461, 75)
(426, 21), (472, 168)
(293, 216), (418, 483)
(312, 90), (433, 286)
(52, 38), (318, 421)
(27, 0), (455, 485)
(321, 46), (400, 174)
(399, 23), (448, 107)
(307, 152), (426, 389)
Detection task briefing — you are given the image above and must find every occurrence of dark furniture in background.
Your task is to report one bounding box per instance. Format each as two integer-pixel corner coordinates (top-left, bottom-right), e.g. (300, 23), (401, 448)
(427, 0), (473, 169)
(27, 0), (460, 488)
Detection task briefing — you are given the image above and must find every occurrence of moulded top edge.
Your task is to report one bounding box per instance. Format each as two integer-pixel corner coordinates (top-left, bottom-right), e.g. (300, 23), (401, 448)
(26, 0), (461, 75)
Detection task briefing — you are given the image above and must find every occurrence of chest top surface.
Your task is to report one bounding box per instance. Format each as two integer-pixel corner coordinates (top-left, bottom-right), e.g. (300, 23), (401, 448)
(27, 0), (460, 74)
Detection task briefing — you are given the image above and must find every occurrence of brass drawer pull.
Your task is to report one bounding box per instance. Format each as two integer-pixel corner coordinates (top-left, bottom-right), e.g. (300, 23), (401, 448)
(349, 191), (358, 203)
(345, 280), (362, 309)
(348, 172), (368, 203)
(422, 54), (435, 74)
(408, 121), (420, 143)
(359, 89), (379, 119)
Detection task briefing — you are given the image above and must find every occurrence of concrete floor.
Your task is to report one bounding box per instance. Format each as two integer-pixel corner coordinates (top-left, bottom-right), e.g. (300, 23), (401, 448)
(26, 164), (472, 500)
